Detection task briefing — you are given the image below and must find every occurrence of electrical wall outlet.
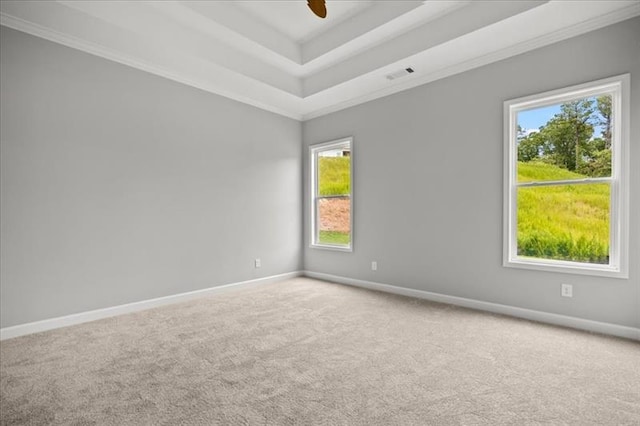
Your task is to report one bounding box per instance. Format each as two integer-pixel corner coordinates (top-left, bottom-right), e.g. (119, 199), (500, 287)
(371, 261), (377, 271)
(561, 284), (573, 298)
(255, 258), (261, 268)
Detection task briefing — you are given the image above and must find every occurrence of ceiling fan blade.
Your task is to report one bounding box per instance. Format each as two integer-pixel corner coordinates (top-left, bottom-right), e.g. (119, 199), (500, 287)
(307, 0), (327, 19)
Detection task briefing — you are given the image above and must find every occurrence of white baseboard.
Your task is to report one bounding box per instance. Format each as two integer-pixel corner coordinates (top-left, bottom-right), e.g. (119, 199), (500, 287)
(0, 271), (302, 341)
(304, 271), (640, 341)
(4, 270), (637, 342)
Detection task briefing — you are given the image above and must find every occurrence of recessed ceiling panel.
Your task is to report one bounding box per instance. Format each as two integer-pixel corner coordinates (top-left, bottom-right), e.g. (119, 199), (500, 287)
(233, 0), (373, 44)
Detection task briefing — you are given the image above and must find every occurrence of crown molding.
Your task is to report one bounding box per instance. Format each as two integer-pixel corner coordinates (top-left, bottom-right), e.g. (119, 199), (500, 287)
(0, 13), (304, 121)
(301, 3), (640, 121)
(3, 1), (638, 123)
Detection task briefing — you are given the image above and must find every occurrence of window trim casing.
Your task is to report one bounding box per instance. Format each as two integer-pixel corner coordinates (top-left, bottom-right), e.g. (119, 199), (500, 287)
(503, 74), (629, 278)
(310, 137), (354, 252)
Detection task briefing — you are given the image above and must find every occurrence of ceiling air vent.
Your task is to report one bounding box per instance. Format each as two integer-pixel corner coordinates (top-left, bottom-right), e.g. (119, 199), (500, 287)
(386, 67), (414, 81)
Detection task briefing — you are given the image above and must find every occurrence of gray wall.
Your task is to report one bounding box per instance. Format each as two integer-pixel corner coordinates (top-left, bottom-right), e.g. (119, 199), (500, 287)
(2, 18), (638, 331)
(303, 17), (640, 329)
(0, 27), (302, 328)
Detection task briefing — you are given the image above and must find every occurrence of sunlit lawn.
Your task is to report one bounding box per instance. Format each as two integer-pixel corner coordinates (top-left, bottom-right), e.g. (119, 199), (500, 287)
(517, 162), (609, 263)
(319, 157), (350, 196)
(319, 231), (350, 246)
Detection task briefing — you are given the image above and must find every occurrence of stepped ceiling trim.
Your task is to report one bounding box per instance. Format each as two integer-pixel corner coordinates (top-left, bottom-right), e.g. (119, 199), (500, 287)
(1, 1), (638, 121)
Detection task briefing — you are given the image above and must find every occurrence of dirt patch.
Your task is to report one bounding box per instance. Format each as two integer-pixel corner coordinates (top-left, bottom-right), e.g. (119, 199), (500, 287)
(318, 198), (350, 233)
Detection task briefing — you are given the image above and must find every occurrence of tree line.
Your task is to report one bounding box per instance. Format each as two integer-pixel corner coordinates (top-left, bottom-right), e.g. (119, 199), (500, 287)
(517, 96), (612, 177)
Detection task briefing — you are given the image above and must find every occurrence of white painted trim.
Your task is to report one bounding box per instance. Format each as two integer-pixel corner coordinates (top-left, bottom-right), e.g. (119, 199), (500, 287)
(3, 1), (638, 122)
(2, 270), (637, 342)
(309, 137), (354, 252)
(300, 1), (467, 71)
(0, 13), (304, 121)
(300, 3), (640, 121)
(303, 271), (640, 341)
(502, 74), (630, 279)
(0, 271), (302, 341)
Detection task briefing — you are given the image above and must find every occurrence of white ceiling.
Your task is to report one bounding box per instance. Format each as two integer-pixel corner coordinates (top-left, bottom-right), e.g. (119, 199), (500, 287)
(1, 1), (638, 121)
(234, 0), (374, 43)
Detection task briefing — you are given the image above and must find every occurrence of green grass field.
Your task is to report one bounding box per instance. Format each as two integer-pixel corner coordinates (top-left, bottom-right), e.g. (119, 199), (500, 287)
(317, 156), (351, 245)
(319, 231), (351, 245)
(517, 161), (609, 263)
(318, 157), (350, 196)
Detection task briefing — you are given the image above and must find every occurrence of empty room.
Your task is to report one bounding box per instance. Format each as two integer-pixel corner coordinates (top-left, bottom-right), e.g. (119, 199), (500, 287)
(1, 1), (639, 424)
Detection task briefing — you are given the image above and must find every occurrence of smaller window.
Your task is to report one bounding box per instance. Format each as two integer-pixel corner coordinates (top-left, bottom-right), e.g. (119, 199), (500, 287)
(310, 138), (353, 251)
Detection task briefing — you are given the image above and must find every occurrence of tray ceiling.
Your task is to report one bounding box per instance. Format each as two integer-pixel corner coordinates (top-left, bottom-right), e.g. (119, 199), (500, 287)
(1, 1), (638, 121)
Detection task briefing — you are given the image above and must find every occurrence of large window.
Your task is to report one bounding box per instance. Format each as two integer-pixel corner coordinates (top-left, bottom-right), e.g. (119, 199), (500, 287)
(504, 75), (629, 278)
(310, 138), (352, 251)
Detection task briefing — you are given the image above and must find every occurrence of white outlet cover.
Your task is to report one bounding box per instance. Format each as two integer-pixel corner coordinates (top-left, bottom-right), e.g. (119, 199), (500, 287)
(561, 284), (573, 297)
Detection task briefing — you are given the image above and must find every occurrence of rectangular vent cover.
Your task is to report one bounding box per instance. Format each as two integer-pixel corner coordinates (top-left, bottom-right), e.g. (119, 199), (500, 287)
(386, 67), (414, 80)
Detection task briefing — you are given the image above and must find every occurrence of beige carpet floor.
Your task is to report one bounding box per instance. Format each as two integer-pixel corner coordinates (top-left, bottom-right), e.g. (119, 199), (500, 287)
(1, 277), (639, 425)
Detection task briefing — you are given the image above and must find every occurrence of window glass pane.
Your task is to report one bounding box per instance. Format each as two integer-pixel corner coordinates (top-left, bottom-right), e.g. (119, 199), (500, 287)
(516, 95), (612, 183)
(318, 148), (350, 196)
(318, 197), (351, 246)
(517, 183), (610, 264)
(316, 145), (350, 246)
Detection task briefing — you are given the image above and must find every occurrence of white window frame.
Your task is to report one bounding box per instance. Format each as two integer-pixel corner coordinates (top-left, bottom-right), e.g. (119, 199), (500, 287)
(503, 74), (629, 278)
(310, 137), (353, 252)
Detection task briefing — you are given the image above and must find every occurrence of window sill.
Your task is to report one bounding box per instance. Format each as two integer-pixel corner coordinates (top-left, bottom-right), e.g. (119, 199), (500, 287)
(310, 243), (353, 253)
(504, 257), (627, 279)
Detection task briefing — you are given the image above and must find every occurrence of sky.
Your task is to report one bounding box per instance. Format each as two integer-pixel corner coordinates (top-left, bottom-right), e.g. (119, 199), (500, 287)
(517, 97), (604, 137)
(517, 104), (561, 131)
